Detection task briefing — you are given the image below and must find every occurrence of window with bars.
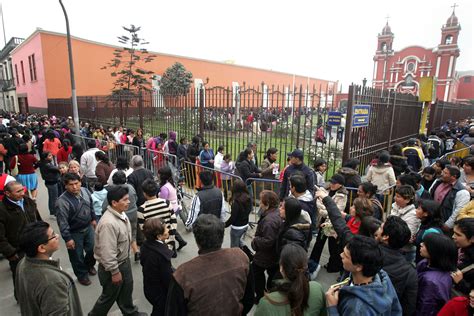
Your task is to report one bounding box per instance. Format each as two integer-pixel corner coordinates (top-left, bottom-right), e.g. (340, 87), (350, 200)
(20, 60), (25, 84)
(28, 54), (37, 82)
(14, 64), (19, 85)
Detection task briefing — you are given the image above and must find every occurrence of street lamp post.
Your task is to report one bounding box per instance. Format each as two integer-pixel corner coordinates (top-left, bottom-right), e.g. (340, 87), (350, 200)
(59, 0), (79, 135)
(362, 78), (367, 89)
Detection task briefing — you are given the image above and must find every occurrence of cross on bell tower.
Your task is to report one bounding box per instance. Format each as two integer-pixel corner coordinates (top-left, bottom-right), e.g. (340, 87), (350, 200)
(373, 16), (394, 89)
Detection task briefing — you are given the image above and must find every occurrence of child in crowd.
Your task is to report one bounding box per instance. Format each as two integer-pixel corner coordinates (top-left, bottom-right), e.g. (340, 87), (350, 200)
(414, 199), (444, 263)
(91, 182), (107, 222)
(344, 197), (374, 234)
(452, 218), (474, 296)
(313, 158), (327, 187)
(417, 232), (458, 316)
(220, 153), (235, 201)
(57, 161), (69, 195)
(421, 166), (436, 191)
(390, 185), (419, 263)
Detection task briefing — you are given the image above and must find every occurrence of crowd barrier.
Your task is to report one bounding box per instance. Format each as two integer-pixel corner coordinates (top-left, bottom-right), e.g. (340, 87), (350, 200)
(436, 139), (471, 162)
(66, 134), (469, 223)
(180, 160), (243, 201)
(245, 177), (281, 224)
(70, 134), (140, 165)
(142, 148), (179, 178)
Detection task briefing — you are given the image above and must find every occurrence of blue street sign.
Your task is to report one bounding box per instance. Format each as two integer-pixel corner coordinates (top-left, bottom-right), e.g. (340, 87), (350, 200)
(327, 111), (342, 126)
(352, 104), (370, 128)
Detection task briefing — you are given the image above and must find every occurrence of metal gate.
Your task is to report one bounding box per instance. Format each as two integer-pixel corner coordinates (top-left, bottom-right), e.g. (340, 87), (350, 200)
(343, 85), (423, 171)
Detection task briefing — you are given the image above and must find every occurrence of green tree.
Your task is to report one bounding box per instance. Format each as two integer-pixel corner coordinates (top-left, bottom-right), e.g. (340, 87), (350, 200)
(159, 62), (193, 95)
(102, 24), (156, 93)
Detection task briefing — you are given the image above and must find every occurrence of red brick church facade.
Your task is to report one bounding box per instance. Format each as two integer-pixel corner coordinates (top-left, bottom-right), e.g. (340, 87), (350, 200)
(372, 9), (473, 103)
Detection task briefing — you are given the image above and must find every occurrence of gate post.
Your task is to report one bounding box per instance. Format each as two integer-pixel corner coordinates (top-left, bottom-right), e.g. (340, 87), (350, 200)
(342, 85), (355, 162)
(138, 91), (144, 130)
(427, 101), (437, 134)
(199, 85), (205, 136)
(296, 84), (303, 149)
(387, 90), (397, 149)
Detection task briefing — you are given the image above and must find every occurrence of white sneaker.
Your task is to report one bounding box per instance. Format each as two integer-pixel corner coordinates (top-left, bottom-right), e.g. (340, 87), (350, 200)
(310, 264), (321, 281)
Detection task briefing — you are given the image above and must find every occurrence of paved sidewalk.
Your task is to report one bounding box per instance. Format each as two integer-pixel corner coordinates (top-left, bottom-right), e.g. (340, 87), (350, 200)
(0, 173), (338, 315)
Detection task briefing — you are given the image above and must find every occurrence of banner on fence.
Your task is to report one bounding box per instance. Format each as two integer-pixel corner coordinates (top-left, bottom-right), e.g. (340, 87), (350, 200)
(352, 104), (370, 128)
(327, 111), (342, 126)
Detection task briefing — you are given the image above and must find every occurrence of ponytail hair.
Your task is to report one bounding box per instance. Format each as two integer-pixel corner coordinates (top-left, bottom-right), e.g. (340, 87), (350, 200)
(268, 244), (309, 316)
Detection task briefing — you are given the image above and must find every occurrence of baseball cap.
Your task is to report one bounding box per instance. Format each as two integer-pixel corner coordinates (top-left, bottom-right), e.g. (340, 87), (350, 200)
(287, 149), (304, 159)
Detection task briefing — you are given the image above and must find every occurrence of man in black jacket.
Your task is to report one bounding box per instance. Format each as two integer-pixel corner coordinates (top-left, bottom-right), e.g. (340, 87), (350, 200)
(56, 173), (97, 286)
(279, 149), (314, 200)
(429, 165), (470, 229)
(186, 171), (227, 228)
(377, 216), (418, 316)
(0, 181), (42, 296)
(127, 155), (154, 208)
(317, 192), (417, 316)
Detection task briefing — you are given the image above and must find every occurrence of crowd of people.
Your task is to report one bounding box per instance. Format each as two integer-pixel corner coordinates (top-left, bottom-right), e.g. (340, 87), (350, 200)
(1, 111), (474, 315)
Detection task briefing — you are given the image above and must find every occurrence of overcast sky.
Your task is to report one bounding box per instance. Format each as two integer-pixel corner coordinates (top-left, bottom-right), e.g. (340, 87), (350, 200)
(2, 0), (473, 90)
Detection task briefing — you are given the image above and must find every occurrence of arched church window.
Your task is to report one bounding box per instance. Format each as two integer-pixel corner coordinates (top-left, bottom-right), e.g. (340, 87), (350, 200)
(445, 35), (453, 45)
(381, 42), (387, 51)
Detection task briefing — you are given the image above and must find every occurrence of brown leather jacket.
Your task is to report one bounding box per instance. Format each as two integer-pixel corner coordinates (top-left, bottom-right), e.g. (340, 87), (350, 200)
(165, 248), (254, 316)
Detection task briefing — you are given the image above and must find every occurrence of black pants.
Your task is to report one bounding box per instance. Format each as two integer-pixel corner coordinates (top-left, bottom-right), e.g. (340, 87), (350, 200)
(89, 259), (139, 316)
(310, 228), (342, 272)
(175, 231), (186, 246)
(252, 262), (278, 303)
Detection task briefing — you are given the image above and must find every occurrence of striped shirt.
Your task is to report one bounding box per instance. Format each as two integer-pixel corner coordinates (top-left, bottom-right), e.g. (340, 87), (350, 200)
(138, 197), (177, 250)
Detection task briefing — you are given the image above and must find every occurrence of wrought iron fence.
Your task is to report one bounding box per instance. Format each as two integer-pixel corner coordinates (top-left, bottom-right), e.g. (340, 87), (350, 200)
(343, 85), (423, 171)
(48, 84), (344, 180)
(427, 100), (474, 134)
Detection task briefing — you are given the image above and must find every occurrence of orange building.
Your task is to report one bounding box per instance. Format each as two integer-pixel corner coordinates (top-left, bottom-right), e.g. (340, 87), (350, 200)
(11, 29), (336, 113)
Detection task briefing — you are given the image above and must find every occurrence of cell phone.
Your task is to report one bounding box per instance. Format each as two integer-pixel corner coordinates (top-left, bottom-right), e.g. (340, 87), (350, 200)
(330, 277), (350, 289)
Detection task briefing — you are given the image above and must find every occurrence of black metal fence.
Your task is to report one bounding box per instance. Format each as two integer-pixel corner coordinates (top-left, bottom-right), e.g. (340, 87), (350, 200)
(343, 85), (423, 171)
(48, 84), (344, 178)
(427, 100), (474, 134)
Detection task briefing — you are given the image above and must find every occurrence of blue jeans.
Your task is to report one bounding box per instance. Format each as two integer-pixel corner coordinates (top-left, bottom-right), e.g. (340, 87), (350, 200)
(45, 183), (59, 216)
(230, 227), (247, 248)
(67, 225), (96, 280)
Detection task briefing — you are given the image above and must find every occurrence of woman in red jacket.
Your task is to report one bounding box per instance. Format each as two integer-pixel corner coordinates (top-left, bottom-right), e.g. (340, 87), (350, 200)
(56, 139), (72, 163)
(11, 143), (38, 199)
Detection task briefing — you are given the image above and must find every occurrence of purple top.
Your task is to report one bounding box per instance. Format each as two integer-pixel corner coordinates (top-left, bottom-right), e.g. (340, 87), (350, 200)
(416, 259), (452, 316)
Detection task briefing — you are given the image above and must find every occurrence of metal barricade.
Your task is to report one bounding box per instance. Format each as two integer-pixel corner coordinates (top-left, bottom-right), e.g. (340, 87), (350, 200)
(143, 149), (179, 178)
(245, 177), (281, 224)
(180, 160), (242, 200)
(69, 134), (139, 165)
(439, 145), (471, 162)
(109, 143), (140, 165)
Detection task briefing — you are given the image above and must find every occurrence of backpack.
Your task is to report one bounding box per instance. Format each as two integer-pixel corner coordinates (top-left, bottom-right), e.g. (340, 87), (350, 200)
(427, 136), (443, 159)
